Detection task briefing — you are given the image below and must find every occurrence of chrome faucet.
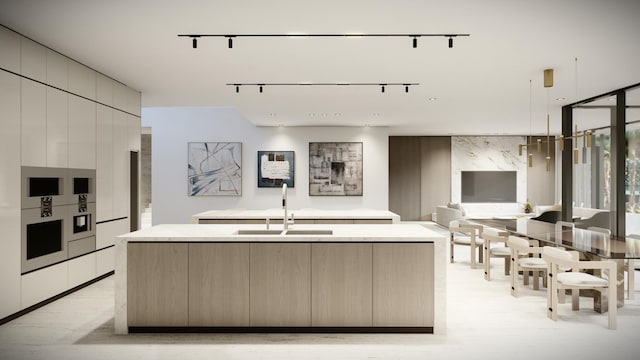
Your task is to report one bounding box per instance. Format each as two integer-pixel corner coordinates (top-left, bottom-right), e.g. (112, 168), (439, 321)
(282, 183), (294, 230)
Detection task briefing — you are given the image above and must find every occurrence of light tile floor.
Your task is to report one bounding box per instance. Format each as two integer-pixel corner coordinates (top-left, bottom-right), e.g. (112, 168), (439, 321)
(1, 222), (639, 360)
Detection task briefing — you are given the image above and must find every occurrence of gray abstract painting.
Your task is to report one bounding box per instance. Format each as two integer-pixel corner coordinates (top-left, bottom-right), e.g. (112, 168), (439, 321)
(188, 142), (242, 196)
(309, 142), (362, 196)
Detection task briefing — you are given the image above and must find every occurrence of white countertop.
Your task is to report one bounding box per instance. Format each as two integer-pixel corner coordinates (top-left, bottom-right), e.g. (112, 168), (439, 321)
(191, 209), (401, 223)
(118, 223), (440, 243)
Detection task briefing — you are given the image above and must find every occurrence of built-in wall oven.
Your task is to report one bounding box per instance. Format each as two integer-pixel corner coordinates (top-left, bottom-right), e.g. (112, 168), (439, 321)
(21, 167), (96, 274)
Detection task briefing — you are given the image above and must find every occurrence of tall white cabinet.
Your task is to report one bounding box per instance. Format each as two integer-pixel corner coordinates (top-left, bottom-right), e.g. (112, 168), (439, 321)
(0, 25), (141, 319)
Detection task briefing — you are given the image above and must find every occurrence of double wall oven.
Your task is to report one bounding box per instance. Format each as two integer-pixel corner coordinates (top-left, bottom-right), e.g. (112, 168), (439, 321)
(21, 166), (96, 274)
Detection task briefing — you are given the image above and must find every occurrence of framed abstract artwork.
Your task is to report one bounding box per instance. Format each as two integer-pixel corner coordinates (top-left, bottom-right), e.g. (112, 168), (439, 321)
(309, 142), (363, 196)
(257, 151), (295, 188)
(187, 142), (242, 196)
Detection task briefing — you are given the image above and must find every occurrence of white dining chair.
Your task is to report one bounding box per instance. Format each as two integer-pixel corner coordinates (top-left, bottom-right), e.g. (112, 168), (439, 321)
(542, 246), (617, 330)
(507, 236), (548, 297)
(449, 219), (484, 269)
(482, 227), (510, 281)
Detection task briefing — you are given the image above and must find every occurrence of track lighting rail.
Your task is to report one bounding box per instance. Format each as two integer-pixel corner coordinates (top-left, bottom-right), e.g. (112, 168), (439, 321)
(179, 33), (469, 48)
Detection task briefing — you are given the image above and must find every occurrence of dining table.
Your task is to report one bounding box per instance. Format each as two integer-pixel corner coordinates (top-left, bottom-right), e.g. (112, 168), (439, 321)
(469, 217), (640, 312)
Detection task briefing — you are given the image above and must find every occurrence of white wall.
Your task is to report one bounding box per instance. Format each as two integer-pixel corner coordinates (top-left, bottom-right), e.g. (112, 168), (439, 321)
(142, 107), (390, 224)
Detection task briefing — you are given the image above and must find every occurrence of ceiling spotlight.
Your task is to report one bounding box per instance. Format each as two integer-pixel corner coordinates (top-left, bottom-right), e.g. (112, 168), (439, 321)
(412, 37), (417, 48)
(448, 36), (453, 48)
(235, 85), (239, 93)
(405, 85), (409, 93)
(192, 37), (198, 48)
(228, 37), (233, 48)
(259, 85), (263, 93)
(381, 84), (386, 93)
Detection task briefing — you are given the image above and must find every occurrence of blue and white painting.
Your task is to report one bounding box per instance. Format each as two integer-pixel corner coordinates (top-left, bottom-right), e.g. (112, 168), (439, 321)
(258, 151), (294, 188)
(188, 142), (242, 196)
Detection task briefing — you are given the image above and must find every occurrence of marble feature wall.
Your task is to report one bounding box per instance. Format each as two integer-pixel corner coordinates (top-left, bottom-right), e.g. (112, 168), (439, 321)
(451, 136), (527, 215)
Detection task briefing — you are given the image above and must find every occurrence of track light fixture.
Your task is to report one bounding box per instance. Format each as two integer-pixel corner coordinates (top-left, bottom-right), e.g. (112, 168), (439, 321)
(179, 33), (470, 49)
(226, 82), (418, 93)
(192, 37), (198, 48)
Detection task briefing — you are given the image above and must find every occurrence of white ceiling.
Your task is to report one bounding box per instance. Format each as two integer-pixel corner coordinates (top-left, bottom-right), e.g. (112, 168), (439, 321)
(1, 0), (639, 135)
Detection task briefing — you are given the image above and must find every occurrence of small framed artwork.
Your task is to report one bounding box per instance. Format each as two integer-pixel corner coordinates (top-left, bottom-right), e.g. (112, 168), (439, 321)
(258, 151), (295, 188)
(188, 142), (242, 196)
(309, 142), (363, 196)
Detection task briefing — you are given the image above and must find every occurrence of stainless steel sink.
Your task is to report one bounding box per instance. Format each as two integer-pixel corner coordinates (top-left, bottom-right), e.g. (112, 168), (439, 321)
(235, 229), (284, 235)
(284, 229), (333, 235)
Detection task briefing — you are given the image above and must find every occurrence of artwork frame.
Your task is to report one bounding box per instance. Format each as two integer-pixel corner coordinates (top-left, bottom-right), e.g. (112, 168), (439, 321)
(309, 142), (363, 196)
(187, 142), (242, 196)
(257, 151), (295, 188)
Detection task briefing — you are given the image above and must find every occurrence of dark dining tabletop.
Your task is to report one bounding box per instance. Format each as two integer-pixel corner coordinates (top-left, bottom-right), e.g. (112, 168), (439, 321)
(469, 218), (640, 260)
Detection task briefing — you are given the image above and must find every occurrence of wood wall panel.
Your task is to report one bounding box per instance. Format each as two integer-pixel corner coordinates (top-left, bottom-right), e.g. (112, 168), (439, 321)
(420, 137), (452, 221)
(388, 136), (421, 221)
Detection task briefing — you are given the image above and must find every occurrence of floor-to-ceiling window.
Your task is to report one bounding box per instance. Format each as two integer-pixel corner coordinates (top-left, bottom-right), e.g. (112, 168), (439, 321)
(625, 87), (640, 235)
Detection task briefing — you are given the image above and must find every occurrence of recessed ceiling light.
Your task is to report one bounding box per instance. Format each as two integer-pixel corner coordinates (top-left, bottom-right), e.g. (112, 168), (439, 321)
(334, 113), (341, 116)
(428, 97), (437, 101)
(555, 97), (565, 101)
(308, 113), (315, 116)
(373, 113), (380, 116)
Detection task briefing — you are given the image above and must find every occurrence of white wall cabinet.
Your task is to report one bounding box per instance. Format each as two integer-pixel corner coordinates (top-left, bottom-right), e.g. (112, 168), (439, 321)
(96, 73), (113, 106)
(96, 246), (115, 277)
(68, 96), (96, 169)
(68, 252), (96, 289)
(21, 79), (47, 167)
(46, 88), (68, 168)
(96, 105), (114, 221)
(112, 110), (130, 219)
(46, 49), (68, 90)
(0, 26), (20, 73)
(68, 60), (95, 100)
(2, 26), (140, 320)
(0, 71), (22, 319)
(21, 262), (68, 309)
(20, 38), (46, 82)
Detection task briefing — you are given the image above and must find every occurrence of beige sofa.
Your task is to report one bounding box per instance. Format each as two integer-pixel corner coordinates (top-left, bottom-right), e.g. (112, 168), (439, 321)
(435, 205), (464, 228)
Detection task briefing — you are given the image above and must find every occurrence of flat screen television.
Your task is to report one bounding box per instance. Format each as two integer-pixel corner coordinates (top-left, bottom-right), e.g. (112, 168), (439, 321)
(461, 171), (517, 203)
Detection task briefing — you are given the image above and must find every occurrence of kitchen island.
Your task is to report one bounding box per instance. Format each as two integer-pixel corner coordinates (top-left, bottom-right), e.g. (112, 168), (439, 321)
(115, 223), (445, 334)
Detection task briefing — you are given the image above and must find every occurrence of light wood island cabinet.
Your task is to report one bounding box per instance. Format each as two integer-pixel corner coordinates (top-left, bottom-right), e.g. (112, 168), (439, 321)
(373, 243), (434, 326)
(311, 243), (373, 326)
(118, 224), (443, 334)
(188, 243), (250, 326)
(250, 243), (311, 326)
(127, 243), (188, 326)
